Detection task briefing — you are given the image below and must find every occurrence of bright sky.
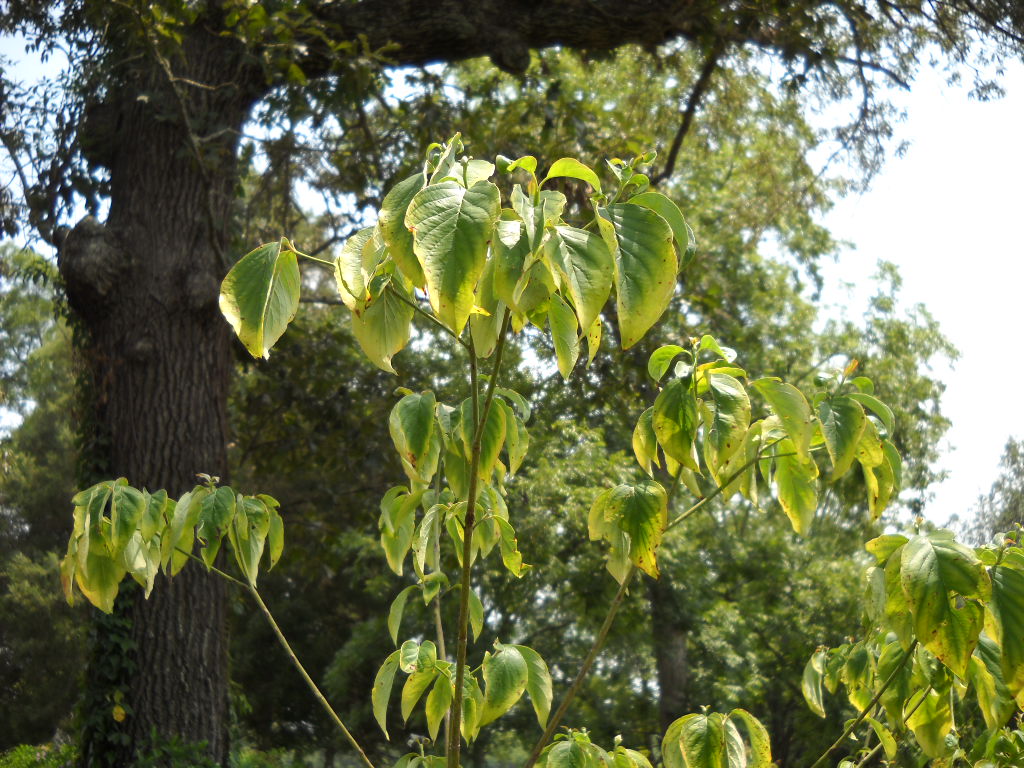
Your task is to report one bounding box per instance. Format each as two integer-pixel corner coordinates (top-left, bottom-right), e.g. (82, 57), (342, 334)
(817, 60), (1024, 524)
(2, 35), (1022, 525)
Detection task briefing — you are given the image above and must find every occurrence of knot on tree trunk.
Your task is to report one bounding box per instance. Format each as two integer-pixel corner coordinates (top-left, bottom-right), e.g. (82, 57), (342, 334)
(59, 216), (129, 323)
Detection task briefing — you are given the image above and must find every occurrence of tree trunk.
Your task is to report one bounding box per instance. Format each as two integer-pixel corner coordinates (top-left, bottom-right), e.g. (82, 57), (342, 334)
(648, 578), (691, 732)
(60, 28), (260, 766)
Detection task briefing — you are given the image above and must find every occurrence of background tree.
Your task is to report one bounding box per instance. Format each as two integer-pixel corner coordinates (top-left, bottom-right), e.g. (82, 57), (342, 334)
(1, 0), (1022, 764)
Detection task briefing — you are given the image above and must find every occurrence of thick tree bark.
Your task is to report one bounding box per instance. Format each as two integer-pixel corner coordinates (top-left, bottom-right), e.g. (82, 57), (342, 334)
(60, 27), (260, 766)
(648, 578), (691, 732)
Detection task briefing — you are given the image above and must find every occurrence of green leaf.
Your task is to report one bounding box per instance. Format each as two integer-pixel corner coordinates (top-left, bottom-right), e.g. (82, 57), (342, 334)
(751, 378), (814, 461)
(545, 741), (587, 768)
(906, 687), (953, 759)
(985, 564), (1024, 699)
(603, 204), (677, 348)
(626, 191), (690, 257)
(848, 392), (895, 435)
(653, 378), (699, 471)
(379, 487), (423, 575)
(220, 239), (300, 359)
(802, 650), (826, 718)
(266, 504), (284, 570)
(402, 666), (439, 722)
(406, 180), (501, 335)
(514, 645), (553, 728)
(863, 716), (897, 760)
(674, 712), (728, 768)
(632, 406), (660, 476)
(901, 531), (990, 676)
(390, 391), (438, 480)
(469, 588), (485, 641)
(425, 673), (453, 742)
(648, 345), (687, 383)
(774, 438), (819, 536)
(548, 292), (580, 381)
(480, 643), (529, 725)
(461, 675), (485, 743)
(352, 278), (415, 374)
(75, 537), (126, 614)
(109, 483), (146, 559)
(704, 373), (750, 472)
(549, 226), (613, 332)
(543, 157), (602, 192)
(500, 402), (530, 477)
(494, 517), (529, 577)
(588, 481), (668, 579)
(333, 227), (377, 311)
(969, 636), (1016, 730)
(470, 257), (503, 358)
(197, 486), (236, 567)
(585, 315), (602, 366)
(729, 709), (772, 768)
(818, 396), (866, 479)
(379, 174), (426, 286)
(388, 585), (418, 646)
(372, 650), (401, 739)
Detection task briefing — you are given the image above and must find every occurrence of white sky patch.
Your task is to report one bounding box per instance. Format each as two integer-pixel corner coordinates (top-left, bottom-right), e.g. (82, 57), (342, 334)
(817, 60), (1024, 525)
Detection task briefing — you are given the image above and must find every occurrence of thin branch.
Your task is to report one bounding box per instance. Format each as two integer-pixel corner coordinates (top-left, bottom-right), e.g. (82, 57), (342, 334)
(387, 284), (470, 349)
(448, 309), (513, 768)
(174, 546), (376, 768)
(247, 584), (377, 768)
(652, 41), (725, 186)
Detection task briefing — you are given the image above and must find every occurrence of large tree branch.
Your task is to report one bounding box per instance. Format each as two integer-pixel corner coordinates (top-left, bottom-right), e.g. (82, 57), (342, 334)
(301, 0), (718, 74)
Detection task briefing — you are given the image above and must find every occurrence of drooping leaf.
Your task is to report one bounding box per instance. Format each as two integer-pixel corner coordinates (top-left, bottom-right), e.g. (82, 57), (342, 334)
(352, 277), (415, 374)
(802, 650), (827, 718)
(372, 650), (400, 738)
(704, 372), (750, 471)
(627, 191), (691, 261)
(333, 227), (377, 311)
(425, 673), (453, 742)
(818, 396), (866, 479)
(729, 709), (772, 768)
(603, 204), (677, 348)
(549, 225), (613, 332)
(390, 391), (438, 480)
(901, 531), (990, 676)
(220, 239), (300, 359)
(480, 643), (529, 725)
(906, 687), (953, 759)
(653, 378), (699, 471)
(402, 666), (439, 722)
(632, 406), (660, 476)
(985, 564), (1024, 699)
(548, 292), (580, 381)
(774, 438), (819, 536)
(751, 378), (814, 461)
(379, 174), (426, 286)
(588, 481), (668, 579)
(969, 636), (1016, 730)
(406, 180), (501, 335)
(514, 645), (553, 728)
(388, 585), (418, 646)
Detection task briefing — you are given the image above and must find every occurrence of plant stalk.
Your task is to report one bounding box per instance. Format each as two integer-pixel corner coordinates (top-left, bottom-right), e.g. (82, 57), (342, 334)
(447, 311), (512, 768)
